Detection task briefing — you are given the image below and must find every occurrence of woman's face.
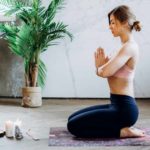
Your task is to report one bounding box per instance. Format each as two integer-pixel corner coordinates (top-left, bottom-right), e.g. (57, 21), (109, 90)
(109, 14), (125, 37)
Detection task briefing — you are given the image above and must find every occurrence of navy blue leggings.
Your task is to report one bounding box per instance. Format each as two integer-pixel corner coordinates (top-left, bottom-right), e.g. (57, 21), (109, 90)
(67, 94), (139, 138)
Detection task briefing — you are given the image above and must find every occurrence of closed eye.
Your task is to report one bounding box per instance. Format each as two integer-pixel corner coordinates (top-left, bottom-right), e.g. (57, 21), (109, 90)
(110, 21), (115, 25)
(110, 19), (115, 25)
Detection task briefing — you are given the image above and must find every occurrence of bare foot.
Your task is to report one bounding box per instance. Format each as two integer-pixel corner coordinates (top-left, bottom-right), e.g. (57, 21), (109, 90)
(120, 127), (145, 138)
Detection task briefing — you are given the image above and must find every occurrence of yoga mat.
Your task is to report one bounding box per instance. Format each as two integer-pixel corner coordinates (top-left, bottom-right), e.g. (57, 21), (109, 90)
(49, 127), (150, 146)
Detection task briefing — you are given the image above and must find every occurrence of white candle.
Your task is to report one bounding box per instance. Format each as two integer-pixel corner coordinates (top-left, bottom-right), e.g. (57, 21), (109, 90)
(5, 120), (14, 138)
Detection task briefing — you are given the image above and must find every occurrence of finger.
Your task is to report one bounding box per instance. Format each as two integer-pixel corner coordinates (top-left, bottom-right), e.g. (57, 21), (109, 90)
(101, 49), (104, 55)
(97, 47), (101, 51)
(98, 47), (104, 53)
(94, 52), (96, 58)
(100, 48), (104, 54)
(100, 49), (105, 58)
(98, 47), (104, 50)
(101, 49), (105, 57)
(105, 56), (109, 62)
(98, 49), (101, 56)
(97, 48), (100, 56)
(94, 52), (98, 59)
(97, 47), (103, 52)
(97, 49), (102, 58)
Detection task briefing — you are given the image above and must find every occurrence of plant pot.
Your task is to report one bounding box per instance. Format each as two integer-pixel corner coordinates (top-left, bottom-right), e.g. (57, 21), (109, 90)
(22, 87), (42, 107)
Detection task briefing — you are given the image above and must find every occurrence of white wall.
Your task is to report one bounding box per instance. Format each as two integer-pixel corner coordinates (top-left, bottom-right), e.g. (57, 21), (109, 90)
(0, 0), (149, 98)
(41, 0), (150, 98)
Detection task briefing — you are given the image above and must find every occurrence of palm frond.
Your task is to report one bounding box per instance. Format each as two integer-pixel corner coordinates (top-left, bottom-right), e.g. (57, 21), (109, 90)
(0, 23), (23, 56)
(17, 8), (33, 24)
(38, 6), (46, 18)
(37, 21), (73, 53)
(43, 0), (65, 24)
(0, 0), (32, 15)
(32, 0), (42, 9)
(15, 24), (35, 59)
(48, 22), (73, 40)
(49, 22), (73, 38)
(38, 59), (47, 88)
(0, 0), (32, 6)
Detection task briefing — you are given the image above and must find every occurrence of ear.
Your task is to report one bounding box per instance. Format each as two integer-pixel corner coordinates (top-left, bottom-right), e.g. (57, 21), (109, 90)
(123, 21), (130, 28)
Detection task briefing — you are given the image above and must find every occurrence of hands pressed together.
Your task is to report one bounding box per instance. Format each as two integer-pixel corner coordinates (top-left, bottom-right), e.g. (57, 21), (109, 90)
(94, 47), (110, 75)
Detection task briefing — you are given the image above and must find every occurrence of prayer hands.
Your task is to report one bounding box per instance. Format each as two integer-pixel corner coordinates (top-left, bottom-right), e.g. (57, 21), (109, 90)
(94, 47), (110, 68)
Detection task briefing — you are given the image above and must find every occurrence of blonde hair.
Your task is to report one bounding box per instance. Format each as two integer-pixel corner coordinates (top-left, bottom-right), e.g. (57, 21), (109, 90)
(108, 5), (141, 32)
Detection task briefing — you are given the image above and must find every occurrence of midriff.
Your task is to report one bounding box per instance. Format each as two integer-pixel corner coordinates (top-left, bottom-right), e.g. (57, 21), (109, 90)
(107, 76), (134, 97)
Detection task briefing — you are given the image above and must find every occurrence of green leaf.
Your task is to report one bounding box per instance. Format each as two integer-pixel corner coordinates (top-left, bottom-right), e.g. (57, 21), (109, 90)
(38, 59), (47, 88)
(0, 0), (32, 16)
(0, 0), (73, 88)
(43, 0), (65, 24)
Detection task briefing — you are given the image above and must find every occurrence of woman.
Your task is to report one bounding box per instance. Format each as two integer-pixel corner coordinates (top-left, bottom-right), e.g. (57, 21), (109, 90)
(67, 5), (145, 138)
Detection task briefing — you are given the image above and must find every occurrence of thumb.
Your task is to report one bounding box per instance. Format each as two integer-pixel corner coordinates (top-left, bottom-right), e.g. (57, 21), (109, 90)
(105, 56), (110, 62)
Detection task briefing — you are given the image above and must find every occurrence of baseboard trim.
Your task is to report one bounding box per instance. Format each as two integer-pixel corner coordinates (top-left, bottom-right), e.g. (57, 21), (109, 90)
(0, 96), (150, 100)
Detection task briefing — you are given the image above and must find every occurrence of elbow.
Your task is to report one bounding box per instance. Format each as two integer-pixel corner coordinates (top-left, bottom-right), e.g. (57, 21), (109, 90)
(103, 70), (114, 78)
(100, 72), (110, 78)
(98, 69), (113, 78)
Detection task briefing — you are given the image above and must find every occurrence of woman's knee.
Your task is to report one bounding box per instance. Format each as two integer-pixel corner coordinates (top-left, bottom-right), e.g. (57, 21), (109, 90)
(67, 119), (79, 136)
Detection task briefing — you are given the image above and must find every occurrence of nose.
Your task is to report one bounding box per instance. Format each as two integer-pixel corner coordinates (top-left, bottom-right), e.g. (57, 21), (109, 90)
(109, 24), (112, 30)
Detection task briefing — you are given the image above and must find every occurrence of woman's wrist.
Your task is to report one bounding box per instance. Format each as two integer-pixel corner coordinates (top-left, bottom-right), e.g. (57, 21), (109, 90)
(96, 67), (104, 77)
(96, 67), (99, 76)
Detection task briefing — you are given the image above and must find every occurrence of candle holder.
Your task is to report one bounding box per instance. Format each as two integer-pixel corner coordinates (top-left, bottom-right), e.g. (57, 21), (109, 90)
(15, 125), (23, 140)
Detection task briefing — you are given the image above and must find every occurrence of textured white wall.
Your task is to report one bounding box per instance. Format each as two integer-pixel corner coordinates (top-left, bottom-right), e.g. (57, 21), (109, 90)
(41, 0), (150, 98)
(0, 0), (149, 98)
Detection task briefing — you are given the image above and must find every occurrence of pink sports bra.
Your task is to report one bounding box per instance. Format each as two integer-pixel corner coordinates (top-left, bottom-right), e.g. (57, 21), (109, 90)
(113, 64), (135, 79)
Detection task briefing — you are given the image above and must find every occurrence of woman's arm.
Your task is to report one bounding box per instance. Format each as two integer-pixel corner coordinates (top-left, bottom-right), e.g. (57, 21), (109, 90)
(96, 44), (135, 78)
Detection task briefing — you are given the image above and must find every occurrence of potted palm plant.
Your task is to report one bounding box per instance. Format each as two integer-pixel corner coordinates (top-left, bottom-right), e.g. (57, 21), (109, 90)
(0, 0), (73, 107)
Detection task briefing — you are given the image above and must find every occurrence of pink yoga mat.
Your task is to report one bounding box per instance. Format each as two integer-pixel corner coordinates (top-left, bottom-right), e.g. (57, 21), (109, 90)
(49, 127), (150, 146)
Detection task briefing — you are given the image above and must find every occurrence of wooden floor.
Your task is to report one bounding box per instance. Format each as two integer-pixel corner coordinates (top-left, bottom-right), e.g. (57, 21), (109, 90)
(0, 98), (150, 150)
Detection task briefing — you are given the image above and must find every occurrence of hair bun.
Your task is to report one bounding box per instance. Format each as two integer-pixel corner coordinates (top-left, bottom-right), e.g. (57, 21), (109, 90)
(133, 21), (141, 31)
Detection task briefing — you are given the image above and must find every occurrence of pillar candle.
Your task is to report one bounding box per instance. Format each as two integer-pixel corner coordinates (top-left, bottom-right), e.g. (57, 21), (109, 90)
(5, 120), (14, 138)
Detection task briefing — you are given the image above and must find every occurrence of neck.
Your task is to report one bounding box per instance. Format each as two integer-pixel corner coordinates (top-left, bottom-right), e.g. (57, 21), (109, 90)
(120, 32), (134, 44)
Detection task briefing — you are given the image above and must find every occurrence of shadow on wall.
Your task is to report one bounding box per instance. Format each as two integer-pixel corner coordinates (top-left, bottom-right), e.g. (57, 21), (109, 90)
(0, 39), (24, 97)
